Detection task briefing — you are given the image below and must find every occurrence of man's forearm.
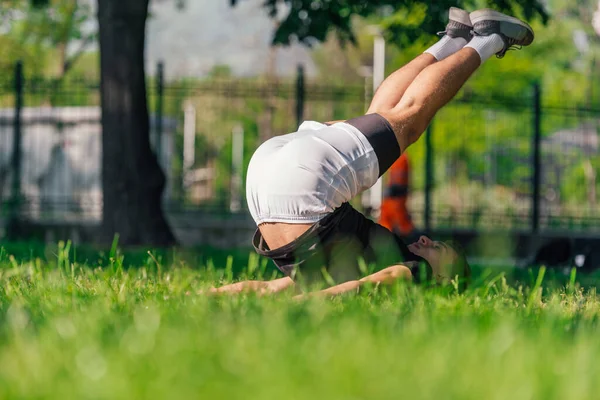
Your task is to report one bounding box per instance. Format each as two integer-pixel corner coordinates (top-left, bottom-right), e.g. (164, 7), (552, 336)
(293, 280), (362, 300)
(294, 265), (413, 300)
(206, 277), (294, 295)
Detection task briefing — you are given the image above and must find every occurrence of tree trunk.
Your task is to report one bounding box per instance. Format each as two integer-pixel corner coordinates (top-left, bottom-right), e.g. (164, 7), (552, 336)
(97, 0), (176, 246)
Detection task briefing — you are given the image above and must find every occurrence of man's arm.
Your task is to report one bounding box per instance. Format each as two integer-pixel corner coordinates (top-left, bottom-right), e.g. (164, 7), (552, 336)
(293, 265), (412, 299)
(203, 277), (294, 296)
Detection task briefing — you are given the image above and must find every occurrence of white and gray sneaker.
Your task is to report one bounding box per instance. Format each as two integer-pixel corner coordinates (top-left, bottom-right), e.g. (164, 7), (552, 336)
(470, 9), (535, 58)
(438, 7), (473, 41)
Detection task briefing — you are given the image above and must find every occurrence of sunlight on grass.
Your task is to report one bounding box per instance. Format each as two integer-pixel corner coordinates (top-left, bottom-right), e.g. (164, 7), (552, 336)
(0, 242), (598, 399)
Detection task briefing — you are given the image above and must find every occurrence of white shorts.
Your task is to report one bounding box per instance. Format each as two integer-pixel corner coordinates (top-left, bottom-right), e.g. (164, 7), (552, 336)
(246, 114), (399, 225)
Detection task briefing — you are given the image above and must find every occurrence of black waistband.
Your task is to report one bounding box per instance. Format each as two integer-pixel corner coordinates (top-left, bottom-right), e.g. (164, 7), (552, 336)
(344, 113), (400, 177)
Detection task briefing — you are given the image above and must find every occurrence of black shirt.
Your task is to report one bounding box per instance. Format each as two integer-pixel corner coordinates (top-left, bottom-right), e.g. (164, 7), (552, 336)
(253, 202), (427, 286)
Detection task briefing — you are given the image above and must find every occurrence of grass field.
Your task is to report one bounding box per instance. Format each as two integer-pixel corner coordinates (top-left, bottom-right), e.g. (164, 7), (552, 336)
(0, 241), (600, 399)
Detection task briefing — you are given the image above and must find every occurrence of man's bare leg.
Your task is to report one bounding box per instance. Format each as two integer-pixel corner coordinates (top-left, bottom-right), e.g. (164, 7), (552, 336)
(366, 54), (437, 113)
(373, 10), (534, 153)
(368, 8), (473, 112)
(324, 54), (436, 126)
(376, 47), (483, 153)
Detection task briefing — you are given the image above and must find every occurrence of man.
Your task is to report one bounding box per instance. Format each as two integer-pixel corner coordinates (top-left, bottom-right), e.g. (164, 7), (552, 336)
(212, 8), (534, 297)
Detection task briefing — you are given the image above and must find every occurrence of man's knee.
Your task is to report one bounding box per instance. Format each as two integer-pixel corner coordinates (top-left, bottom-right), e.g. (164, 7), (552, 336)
(366, 101), (393, 115)
(387, 102), (427, 128)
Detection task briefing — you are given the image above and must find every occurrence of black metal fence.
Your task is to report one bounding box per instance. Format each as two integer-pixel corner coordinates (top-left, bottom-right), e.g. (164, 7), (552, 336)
(1, 62), (600, 234)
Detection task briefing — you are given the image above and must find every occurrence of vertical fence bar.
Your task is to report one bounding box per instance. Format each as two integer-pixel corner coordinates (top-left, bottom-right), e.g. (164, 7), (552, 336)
(10, 61), (23, 224)
(155, 61), (164, 162)
(295, 64), (305, 129)
(532, 83), (541, 233)
(368, 34), (386, 216)
(424, 121), (433, 232)
(230, 124), (244, 213)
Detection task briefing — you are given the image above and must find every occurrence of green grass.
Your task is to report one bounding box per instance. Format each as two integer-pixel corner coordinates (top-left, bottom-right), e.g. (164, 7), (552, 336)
(0, 241), (599, 399)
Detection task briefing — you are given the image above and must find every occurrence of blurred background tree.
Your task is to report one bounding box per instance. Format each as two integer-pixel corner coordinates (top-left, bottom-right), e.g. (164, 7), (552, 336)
(0, 0), (95, 83)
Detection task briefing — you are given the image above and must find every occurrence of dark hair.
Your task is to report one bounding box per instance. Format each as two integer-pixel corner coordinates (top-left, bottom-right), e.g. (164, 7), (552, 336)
(405, 241), (471, 292)
(445, 240), (471, 292)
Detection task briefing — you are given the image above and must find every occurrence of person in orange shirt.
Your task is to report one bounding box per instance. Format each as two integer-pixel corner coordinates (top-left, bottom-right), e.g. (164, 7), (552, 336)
(379, 153), (415, 238)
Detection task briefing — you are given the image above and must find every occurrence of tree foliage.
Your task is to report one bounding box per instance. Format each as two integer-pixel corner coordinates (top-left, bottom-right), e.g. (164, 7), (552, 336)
(1, 0), (95, 80)
(232, 0), (548, 47)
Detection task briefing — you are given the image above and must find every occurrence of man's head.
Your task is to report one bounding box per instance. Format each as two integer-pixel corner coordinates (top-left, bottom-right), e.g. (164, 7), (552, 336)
(407, 236), (471, 290)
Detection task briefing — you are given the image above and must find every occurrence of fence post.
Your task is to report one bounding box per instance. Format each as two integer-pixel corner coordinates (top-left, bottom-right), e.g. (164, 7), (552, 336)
(424, 121), (433, 233)
(155, 61), (164, 162)
(9, 61), (23, 227)
(295, 64), (305, 128)
(230, 124), (244, 213)
(532, 83), (541, 233)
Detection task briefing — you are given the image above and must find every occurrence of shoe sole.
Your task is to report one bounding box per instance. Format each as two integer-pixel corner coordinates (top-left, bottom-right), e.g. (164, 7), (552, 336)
(470, 9), (534, 45)
(449, 7), (472, 27)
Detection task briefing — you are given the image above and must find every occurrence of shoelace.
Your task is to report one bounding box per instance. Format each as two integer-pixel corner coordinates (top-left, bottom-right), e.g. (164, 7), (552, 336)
(436, 28), (473, 40)
(471, 29), (522, 58)
(436, 21), (473, 38)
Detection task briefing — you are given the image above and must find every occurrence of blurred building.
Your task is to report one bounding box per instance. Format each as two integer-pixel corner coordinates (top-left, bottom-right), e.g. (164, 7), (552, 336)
(0, 107), (176, 223)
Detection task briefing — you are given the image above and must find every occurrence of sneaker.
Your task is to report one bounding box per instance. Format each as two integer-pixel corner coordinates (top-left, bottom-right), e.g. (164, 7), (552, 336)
(470, 9), (535, 58)
(438, 7), (473, 41)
